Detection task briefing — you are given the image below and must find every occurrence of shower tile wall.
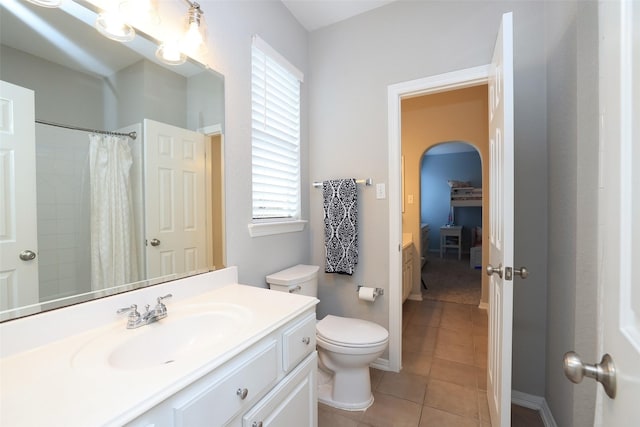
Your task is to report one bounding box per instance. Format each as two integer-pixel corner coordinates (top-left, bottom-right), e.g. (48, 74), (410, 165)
(35, 125), (91, 301)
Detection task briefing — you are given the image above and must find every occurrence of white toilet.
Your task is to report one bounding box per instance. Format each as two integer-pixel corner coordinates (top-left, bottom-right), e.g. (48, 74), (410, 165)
(266, 264), (389, 411)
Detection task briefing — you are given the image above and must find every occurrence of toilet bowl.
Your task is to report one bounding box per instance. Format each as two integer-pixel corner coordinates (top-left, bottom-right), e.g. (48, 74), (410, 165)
(266, 265), (389, 411)
(316, 315), (389, 410)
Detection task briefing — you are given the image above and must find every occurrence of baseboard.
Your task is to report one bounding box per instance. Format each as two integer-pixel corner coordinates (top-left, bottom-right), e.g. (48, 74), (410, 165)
(408, 292), (423, 301)
(371, 357), (392, 372)
(512, 390), (558, 427)
(478, 301), (488, 310)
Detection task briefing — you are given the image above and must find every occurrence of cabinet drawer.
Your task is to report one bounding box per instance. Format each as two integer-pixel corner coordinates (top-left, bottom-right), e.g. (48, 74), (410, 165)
(282, 312), (316, 372)
(243, 352), (317, 427)
(174, 341), (277, 426)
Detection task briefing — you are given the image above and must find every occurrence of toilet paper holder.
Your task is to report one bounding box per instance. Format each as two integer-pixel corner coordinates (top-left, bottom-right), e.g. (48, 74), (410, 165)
(356, 285), (384, 297)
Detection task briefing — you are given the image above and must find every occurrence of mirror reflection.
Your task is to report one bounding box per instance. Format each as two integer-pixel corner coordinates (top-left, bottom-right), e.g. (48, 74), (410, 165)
(0, 0), (225, 321)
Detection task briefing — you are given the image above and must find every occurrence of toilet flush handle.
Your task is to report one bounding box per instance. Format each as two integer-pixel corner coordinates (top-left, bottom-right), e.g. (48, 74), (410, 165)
(289, 285), (301, 293)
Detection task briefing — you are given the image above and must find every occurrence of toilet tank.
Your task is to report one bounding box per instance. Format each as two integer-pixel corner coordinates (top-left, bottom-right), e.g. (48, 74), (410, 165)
(266, 264), (319, 297)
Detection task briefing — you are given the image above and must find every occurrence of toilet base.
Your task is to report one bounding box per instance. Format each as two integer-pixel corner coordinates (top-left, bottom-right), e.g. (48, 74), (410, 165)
(316, 367), (374, 411)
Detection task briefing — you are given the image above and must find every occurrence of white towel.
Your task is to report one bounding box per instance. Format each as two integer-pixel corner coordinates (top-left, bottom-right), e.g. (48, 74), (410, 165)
(323, 179), (358, 275)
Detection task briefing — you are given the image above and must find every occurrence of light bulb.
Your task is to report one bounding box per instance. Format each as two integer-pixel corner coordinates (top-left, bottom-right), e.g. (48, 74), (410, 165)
(156, 40), (186, 65)
(183, 21), (203, 50)
(96, 11), (135, 42)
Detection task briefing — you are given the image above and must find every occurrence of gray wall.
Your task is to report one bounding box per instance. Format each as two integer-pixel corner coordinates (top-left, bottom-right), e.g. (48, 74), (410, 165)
(307, 0), (548, 395)
(544, 1), (599, 425)
(202, 0), (310, 285)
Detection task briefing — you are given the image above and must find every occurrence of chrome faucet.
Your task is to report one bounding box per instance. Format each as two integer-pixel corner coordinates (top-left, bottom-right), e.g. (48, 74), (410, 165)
(117, 294), (172, 329)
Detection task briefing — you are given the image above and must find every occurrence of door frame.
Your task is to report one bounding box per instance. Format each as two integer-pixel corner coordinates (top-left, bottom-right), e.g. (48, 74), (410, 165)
(387, 65), (490, 371)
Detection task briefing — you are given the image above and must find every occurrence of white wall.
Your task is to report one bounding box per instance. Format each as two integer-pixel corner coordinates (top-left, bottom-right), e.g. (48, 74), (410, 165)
(544, 1), (599, 425)
(308, 0), (548, 395)
(199, 0), (311, 286)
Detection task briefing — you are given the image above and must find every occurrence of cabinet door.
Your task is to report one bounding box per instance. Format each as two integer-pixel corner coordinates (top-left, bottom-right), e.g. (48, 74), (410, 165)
(243, 352), (317, 427)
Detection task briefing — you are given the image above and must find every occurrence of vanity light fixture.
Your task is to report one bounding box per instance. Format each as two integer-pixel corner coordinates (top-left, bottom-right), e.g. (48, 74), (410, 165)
(25, 0), (63, 7)
(95, 9), (136, 42)
(155, 0), (207, 65)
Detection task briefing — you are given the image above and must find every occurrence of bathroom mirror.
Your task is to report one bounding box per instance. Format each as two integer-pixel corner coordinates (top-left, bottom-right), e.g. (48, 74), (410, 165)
(0, 0), (225, 321)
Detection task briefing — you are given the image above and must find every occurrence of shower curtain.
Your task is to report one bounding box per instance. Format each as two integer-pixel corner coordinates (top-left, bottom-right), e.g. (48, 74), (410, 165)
(89, 134), (139, 290)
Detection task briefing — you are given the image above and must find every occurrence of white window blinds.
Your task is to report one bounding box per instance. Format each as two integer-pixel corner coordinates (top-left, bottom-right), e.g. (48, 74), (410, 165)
(251, 36), (303, 220)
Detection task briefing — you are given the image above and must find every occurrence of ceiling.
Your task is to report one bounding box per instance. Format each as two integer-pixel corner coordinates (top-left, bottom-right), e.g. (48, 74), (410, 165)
(281, 0), (397, 32)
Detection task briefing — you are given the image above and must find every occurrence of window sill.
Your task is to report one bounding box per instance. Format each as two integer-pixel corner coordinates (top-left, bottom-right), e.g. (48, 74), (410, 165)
(247, 220), (307, 238)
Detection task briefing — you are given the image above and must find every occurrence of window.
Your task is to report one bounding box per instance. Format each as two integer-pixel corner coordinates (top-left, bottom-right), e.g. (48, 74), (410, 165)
(251, 35), (303, 224)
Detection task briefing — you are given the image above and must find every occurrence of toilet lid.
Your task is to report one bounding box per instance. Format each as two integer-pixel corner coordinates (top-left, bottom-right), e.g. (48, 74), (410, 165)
(316, 315), (389, 346)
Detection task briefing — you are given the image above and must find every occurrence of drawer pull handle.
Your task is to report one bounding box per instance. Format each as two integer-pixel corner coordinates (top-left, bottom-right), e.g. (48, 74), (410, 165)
(236, 388), (248, 400)
(252, 422), (263, 427)
(302, 336), (311, 345)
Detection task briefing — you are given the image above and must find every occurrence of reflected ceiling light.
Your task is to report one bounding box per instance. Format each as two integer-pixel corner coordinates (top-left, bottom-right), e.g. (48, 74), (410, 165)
(95, 10), (136, 42)
(25, 0), (63, 7)
(156, 0), (207, 66)
(181, 1), (206, 55)
(155, 39), (187, 65)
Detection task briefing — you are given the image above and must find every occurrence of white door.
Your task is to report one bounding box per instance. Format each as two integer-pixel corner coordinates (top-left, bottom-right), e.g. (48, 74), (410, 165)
(486, 12), (515, 427)
(596, 1), (640, 423)
(0, 81), (39, 311)
(144, 119), (206, 279)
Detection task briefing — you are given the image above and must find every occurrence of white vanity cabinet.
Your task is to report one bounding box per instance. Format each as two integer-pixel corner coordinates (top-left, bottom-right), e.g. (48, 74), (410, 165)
(126, 311), (317, 427)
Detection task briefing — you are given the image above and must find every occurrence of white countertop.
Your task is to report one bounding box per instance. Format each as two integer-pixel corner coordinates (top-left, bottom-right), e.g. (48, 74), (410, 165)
(0, 282), (317, 426)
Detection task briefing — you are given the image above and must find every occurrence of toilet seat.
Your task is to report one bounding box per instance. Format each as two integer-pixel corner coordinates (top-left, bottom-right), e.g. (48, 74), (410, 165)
(316, 315), (389, 347)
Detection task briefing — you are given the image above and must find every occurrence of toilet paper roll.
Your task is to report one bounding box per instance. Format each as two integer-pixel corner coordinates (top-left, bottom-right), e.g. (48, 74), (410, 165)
(358, 286), (377, 302)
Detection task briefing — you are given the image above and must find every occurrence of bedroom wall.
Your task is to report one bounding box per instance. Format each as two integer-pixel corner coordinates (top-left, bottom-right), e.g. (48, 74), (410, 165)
(309, 0), (548, 396)
(421, 150), (483, 253)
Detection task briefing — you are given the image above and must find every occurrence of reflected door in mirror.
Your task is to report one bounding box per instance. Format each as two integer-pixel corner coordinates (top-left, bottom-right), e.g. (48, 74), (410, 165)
(0, 81), (39, 310)
(144, 119), (206, 278)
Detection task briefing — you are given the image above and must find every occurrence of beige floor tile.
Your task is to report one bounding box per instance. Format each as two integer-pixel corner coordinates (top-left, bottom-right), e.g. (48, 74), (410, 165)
(439, 315), (474, 333)
(403, 327), (438, 355)
(418, 406), (479, 427)
(434, 340), (476, 365)
(318, 403), (365, 423)
(402, 351), (433, 376)
(476, 367), (487, 391)
(376, 371), (428, 404)
(472, 322), (488, 337)
(471, 307), (488, 327)
(360, 392), (422, 427)
(477, 391), (490, 423)
(370, 367), (384, 390)
(429, 357), (478, 389)
(437, 327), (474, 349)
(424, 378), (479, 419)
(409, 308), (442, 328)
(318, 405), (363, 427)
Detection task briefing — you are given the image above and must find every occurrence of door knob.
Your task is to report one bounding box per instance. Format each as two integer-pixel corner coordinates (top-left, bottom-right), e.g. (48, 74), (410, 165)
(19, 250), (37, 261)
(563, 351), (616, 399)
(486, 263), (503, 278)
(149, 238), (161, 247)
(514, 267), (529, 279)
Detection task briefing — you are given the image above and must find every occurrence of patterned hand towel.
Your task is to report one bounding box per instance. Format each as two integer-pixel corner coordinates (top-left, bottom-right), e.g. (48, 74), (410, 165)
(323, 179), (358, 274)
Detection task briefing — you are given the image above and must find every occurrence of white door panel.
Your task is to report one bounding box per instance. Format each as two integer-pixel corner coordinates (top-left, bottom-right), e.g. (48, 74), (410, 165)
(597, 1), (640, 423)
(144, 119), (206, 279)
(0, 80), (39, 311)
(487, 12), (515, 427)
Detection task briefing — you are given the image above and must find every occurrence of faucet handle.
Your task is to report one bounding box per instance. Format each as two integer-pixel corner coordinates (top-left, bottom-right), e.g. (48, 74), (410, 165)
(157, 294), (173, 304)
(154, 294), (173, 317)
(117, 304), (141, 328)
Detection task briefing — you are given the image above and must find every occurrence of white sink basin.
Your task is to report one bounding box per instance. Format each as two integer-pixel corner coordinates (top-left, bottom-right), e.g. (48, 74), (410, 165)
(72, 302), (252, 371)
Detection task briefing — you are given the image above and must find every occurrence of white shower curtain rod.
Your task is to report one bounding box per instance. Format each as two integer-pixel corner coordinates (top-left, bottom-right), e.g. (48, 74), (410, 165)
(35, 119), (137, 140)
(312, 178), (372, 188)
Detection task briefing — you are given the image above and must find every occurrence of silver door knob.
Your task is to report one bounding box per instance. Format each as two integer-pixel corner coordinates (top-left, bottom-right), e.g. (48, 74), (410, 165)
(514, 267), (529, 279)
(236, 388), (248, 400)
(149, 238), (161, 247)
(563, 351), (616, 399)
(486, 263), (503, 278)
(19, 250), (37, 261)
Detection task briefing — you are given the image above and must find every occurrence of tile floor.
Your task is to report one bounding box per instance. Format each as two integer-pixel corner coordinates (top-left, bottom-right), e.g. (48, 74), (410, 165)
(318, 298), (492, 427)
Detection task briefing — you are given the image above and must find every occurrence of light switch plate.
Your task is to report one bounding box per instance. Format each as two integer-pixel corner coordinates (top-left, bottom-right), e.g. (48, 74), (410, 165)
(376, 183), (386, 199)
